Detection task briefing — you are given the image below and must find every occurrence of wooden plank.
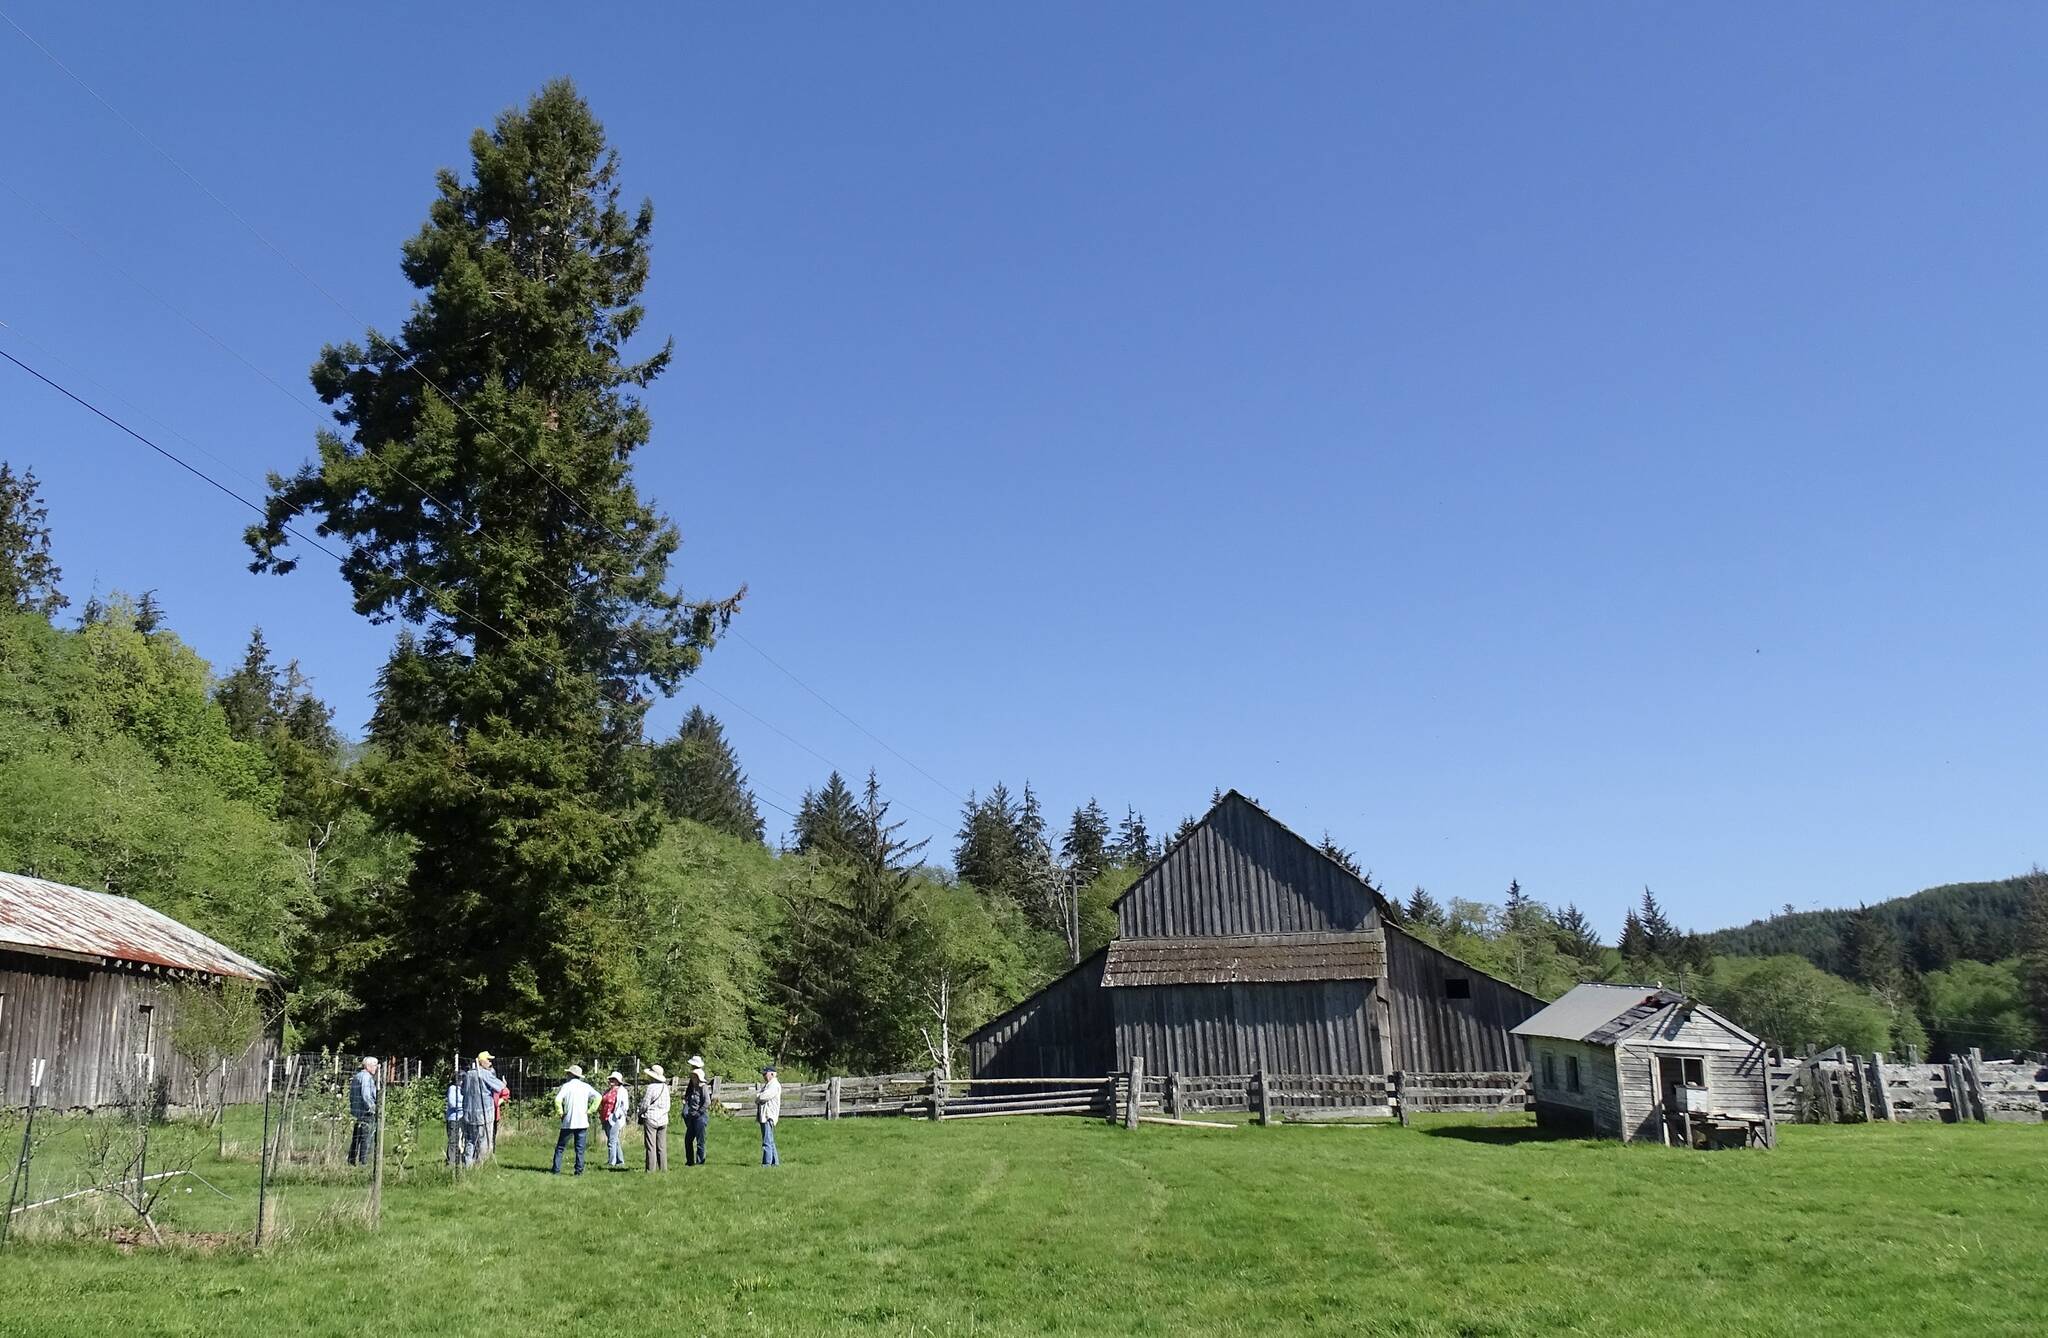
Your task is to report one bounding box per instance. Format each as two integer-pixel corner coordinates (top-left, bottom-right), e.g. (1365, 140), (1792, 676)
(1124, 1057), (1144, 1130)
(1137, 1115), (1233, 1129)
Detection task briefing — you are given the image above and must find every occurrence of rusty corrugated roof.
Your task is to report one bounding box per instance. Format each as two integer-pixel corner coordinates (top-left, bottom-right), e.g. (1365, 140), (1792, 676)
(1101, 931), (1387, 987)
(0, 870), (275, 982)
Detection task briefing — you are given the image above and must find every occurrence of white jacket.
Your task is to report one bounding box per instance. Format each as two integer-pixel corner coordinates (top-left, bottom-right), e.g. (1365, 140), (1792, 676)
(757, 1077), (782, 1124)
(641, 1081), (671, 1128)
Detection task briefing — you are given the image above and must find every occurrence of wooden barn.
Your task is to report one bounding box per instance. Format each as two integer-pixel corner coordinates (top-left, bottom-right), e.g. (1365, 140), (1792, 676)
(0, 870), (279, 1111)
(968, 792), (1543, 1079)
(1512, 983), (1773, 1147)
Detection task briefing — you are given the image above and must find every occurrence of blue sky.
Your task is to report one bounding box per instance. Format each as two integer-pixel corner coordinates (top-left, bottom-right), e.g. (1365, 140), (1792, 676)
(2, 4), (2042, 935)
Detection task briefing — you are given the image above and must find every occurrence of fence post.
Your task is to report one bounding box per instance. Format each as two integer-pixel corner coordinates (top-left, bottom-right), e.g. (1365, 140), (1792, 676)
(370, 1060), (386, 1230)
(255, 1058), (274, 1247)
(1964, 1048), (1988, 1123)
(1255, 1066), (1272, 1127)
(1868, 1053), (1893, 1122)
(1165, 1071), (1181, 1120)
(1393, 1071), (1410, 1127)
(826, 1076), (842, 1121)
(928, 1069), (945, 1121)
(1124, 1057), (1145, 1130)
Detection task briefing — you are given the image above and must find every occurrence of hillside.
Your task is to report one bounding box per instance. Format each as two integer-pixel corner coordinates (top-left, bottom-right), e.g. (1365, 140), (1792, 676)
(1706, 874), (2042, 975)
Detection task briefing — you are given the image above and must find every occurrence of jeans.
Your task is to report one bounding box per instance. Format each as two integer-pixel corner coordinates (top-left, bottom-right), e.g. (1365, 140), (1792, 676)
(445, 1120), (464, 1166)
(347, 1118), (373, 1165)
(760, 1119), (778, 1166)
(684, 1114), (707, 1165)
(462, 1120), (490, 1166)
(643, 1122), (669, 1171)
(552, 1126), (589, 1174)
(604, 1117), (626, 1166)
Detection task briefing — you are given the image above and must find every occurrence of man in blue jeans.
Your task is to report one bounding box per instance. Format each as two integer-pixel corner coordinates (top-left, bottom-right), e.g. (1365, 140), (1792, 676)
(756, 1064), (782, 1166)
(551, 1065), (599, 1175)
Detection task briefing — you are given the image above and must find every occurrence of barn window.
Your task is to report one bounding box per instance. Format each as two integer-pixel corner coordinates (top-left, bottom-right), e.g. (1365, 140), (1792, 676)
(1542, 1054), (1557, 1088)
(1566, 1056), (1581, 1093)
(1444, 978), (1471, 999)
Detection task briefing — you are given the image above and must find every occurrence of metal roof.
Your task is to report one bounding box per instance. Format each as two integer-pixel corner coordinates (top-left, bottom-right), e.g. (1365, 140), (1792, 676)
(1510, 983), (1681, 1042)
(0, 871), (276, 983)
(1102, 931), (1387, 987)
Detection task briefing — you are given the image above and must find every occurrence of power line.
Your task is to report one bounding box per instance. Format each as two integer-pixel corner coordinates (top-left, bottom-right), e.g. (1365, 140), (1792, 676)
(2, 9), (969, 817)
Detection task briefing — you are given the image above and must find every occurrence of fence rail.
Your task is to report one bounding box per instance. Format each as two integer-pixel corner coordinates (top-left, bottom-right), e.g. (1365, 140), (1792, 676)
(1766, 1049), (2046, 1126)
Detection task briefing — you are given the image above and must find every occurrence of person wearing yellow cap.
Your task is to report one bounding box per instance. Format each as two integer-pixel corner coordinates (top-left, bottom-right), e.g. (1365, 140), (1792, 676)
(459, 1051), (505, 1166)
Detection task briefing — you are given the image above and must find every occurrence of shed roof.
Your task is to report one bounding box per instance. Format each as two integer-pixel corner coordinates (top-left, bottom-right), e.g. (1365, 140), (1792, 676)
(1510, 983), (1683, 1043)
(1101, 931), (1387, 987)
(0, 871), (275, 983)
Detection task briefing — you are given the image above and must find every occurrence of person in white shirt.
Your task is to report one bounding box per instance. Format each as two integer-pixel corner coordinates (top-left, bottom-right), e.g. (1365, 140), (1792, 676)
(551, 1065), (600, 1175)
(639, 1064), (671, 1172)
(756, 1064), (782, 1167)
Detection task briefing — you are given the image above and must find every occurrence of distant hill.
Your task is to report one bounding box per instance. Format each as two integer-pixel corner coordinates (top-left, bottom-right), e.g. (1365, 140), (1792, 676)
(1706, 874), (2041, 975)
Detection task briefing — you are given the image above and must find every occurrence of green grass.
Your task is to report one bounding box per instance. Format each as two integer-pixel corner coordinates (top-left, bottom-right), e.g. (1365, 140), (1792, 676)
(3, 1112), (2044, 1336)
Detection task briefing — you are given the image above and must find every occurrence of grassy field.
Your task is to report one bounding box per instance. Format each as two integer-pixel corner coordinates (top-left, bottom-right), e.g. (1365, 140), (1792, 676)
(3, 1110), (2043, 1336)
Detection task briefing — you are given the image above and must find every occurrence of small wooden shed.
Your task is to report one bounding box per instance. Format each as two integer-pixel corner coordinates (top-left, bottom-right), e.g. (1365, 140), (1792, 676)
(1512, 984), (1772, 1147)
(0, 870), (279, 1110)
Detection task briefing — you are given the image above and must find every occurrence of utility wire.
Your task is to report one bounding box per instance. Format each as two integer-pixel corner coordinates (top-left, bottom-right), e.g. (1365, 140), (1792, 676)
(2, 7), (967, 817)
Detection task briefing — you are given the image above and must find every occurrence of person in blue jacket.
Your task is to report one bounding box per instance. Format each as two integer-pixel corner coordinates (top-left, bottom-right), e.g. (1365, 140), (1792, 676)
(444, 1074), (465, 1165)
(346, 1056), (380, 1166)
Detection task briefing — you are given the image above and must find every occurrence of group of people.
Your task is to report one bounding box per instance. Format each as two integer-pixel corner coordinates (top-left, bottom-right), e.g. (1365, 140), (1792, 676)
(346, 1051), (785, 1175)
(545, 1055), (771, 1174)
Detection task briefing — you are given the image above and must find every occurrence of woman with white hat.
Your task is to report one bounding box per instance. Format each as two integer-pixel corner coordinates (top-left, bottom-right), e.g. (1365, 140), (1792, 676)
(682, 1056), (710, 1166)
(639, 1064), (671, 1171)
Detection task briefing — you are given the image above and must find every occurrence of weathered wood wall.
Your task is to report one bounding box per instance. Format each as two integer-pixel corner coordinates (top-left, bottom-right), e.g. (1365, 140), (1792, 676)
(1114, 793), (1375, 938)
(0, 949), (278, 1110)
(1111, 980), (1374, 1075)
(1378, 925), (1538, 1072)
(1613, 1007), (1768, 1143)
(967, 950), (1114, 1079)
(1527, 1037), (1623, 1136)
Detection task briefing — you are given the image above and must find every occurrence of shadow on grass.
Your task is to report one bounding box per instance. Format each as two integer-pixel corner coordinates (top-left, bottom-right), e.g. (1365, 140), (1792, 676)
(1421, 1123), (1575, 1146)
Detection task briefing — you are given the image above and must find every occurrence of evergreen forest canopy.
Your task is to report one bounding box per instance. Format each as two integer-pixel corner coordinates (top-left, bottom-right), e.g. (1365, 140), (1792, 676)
(2, 81), (2046, 1075)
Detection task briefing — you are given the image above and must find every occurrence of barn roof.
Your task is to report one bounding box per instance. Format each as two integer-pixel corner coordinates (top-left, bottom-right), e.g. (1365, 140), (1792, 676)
(1101, 931), (1387, 987)
(0, 871), (276, 983)
(1108, 790), (1398, 922)
(1510, 983), (1683, 1043)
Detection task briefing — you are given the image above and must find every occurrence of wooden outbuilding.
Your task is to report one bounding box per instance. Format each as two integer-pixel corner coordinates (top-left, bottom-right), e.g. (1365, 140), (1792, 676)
(1512, 983), (1772, 1147)
(968, 791), (1543, 1079)
(0, 870), (279, 1110)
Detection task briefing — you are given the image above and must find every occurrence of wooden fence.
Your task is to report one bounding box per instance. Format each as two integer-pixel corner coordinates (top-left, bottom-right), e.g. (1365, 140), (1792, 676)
(1767, 1049), (2046, 1125)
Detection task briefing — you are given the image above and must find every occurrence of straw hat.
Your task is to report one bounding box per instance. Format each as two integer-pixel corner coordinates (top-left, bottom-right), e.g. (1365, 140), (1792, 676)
(566, 1064), (584, 1079)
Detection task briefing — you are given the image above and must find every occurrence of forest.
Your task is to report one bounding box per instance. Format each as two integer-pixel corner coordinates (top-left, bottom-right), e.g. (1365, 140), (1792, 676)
(3, 82), (2045, 1077)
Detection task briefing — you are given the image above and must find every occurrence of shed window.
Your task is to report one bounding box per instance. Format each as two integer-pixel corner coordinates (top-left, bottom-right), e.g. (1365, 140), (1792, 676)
(1566, 1055), (1581, 1093)
(1444, 977), (1471, 999)
(1542, 1054), (1557, 1089)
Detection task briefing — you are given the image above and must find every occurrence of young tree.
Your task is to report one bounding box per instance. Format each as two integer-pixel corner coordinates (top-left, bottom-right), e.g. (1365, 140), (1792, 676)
(651, 706), (764, 842)
(1171, 814), (1200, 846)
(1638, 888), (1677, 957)
(244, 81), (737, 1053)
(0, 461), (66, 617)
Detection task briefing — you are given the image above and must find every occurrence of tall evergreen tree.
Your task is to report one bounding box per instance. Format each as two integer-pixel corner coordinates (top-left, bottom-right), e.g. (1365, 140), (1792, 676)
(1554, 903), (1603, 964)
(1113, 806), (1153, 866)
(1403, 886), (1446, 930)
(1061, 799), (1111, 886)
(1617, 909), (1649, 962)
(0, 461), (66, 618)
(1638, 887), (1677, 957)
(1317, 833), (1361, 876)
(1840, 906), (1906, 990)
(1172, 814), (1200, 845)
(245, 82), (737, 1052)
(1908, 917), (1961, 974)
(651, 706), (763, 842)
(795, 771), (862, 859)
(215, 628), (281, 742)
(954, 784), (1021, 895)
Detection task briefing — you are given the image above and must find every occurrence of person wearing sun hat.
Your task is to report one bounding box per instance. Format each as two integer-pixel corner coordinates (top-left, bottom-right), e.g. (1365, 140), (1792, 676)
(756, 1063), (782, 1166)
(551, 1064), (599, 1175)
(682, 1056), (710, 1166)
(639, 1064), (671, 1171)
(459, 1051), (505, 1166)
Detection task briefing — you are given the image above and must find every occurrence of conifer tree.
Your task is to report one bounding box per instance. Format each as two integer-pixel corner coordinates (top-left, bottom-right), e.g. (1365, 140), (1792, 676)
(1172, 814), (1199, 845)
(1554, 903), (1603, 964)
(1113, 806), (1153, 866)
(1061, 799), (1111, 886)
(246, 82), (737, 1051)
(0, 461), (66, 617)
(2019, 868), (2048, 1044)
(1638, 887), (1677, 957)
(1317, 833), (1362, 876)
(215, 628), (280, 742)
(954, 784), (1021, 895)
(1403, 886), (1447, 930)
(651, 706), (764, 842)
(795, 771), (862, 859)
(1617, 909), (1649, 962)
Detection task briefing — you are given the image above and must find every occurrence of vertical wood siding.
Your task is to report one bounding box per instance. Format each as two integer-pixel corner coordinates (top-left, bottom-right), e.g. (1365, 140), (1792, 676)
(967, 951), (1114, 1078)
(1527, 1038), (1623, 1136)
(0, 950), (279, 1110)
(1614, 1006), (1769, 1143)
(1380, 925), (1541, 1072)
(1111, 980), (1373, 1075)
(1115, 794), (1375, 938)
